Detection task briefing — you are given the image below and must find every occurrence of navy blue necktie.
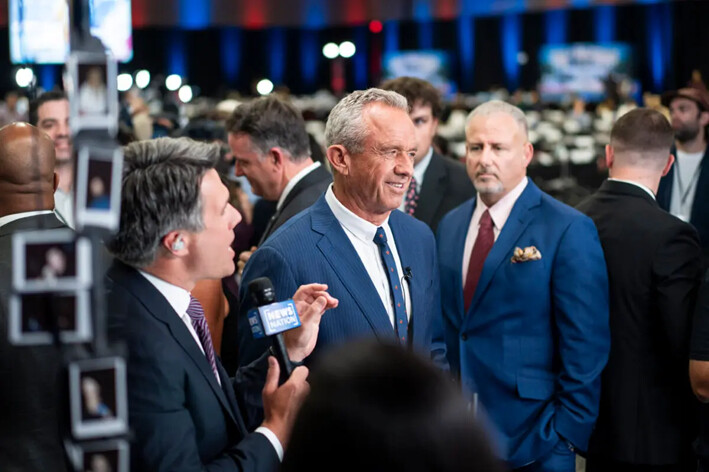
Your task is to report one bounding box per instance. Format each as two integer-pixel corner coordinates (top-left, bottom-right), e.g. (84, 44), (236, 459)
(373, 227), (408, 344)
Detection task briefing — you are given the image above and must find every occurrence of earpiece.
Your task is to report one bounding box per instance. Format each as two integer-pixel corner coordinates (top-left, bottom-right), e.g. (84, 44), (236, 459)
(172, 238), (184, 251)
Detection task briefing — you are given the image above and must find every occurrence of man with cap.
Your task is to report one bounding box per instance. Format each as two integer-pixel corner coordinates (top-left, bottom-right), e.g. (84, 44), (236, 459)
(659, 86), (709, 266)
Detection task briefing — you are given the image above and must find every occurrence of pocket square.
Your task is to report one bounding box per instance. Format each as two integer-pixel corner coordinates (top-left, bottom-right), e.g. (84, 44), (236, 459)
(511, 246), (542, 263)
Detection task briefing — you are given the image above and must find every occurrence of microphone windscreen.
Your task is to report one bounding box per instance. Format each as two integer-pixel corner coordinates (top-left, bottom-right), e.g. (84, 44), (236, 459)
(248, 277), (276, 306)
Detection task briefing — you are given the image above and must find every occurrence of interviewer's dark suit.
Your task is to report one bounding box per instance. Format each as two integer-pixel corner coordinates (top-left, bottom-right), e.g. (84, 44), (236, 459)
(0, 213), (69, 472)
(413, 152), (474, 233)
(259, 164), (332, 244)
(577, 180), (703, 469)
(106, 261), (278, 472)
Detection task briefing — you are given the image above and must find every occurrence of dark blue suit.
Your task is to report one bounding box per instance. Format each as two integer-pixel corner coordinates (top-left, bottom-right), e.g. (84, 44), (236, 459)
(437, 180), (610, 469)
(106, 261), (278, 472)
(238, 195), (446, 368)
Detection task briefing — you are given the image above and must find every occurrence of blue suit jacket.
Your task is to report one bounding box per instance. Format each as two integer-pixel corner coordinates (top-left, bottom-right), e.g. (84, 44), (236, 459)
(238, 195), (446, 368)
(437, 180), (610, 468)
(106, 261), (278, 472)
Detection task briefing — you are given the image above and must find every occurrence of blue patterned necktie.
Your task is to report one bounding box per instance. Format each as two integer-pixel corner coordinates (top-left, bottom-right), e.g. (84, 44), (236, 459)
(186, 296), (220, 383)
(373, 227), (408, 344)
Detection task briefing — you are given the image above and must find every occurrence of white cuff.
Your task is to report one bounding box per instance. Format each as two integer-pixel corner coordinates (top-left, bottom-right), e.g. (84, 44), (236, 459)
(254, 426), (284, 461)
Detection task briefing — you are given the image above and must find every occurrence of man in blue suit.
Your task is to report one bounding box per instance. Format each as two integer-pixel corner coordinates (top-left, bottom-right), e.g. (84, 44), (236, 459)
(239, 88), (446, 369)
(437, 100), (610, 471)
(105, 137), (336, 471)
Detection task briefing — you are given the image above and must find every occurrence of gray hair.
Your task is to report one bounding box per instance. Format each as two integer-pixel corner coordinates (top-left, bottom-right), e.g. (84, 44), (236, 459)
(466, 100), (529, 138)
(107, 137), (219, 268)
(325, 88), (409, 154)
(226, 96), (311, 162)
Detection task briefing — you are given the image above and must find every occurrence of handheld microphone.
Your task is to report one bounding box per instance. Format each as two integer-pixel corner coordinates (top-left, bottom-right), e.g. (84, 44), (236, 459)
(247, 277), (301, 383)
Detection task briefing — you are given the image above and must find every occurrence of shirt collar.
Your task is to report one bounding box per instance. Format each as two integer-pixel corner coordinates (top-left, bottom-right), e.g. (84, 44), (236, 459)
(607, 177), (656, 200)
(0, 210), (56, 229)
(324, 184), (389, 243)
(474, 177), (529, 230)
(276, 161), (321, 211)
(138, 270), (191, 317)
(412, 147), (434, 189)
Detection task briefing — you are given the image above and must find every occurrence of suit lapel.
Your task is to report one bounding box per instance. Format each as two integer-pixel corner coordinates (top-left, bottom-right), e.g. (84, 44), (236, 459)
(107, 262), (237, 425)
(310, 198), (396, 341)
(467, 182), (541, 317)
(415, 153), (446, 224)
(258, 211), (280, 246)
(216, 362), (247, 432)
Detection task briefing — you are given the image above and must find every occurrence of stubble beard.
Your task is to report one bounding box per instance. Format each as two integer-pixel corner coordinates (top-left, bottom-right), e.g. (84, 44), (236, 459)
(674, 123), (701, 144)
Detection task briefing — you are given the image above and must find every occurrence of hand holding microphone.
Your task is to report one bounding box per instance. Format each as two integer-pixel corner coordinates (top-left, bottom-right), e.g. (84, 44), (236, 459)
(247, 277), (338, 381)
(251, 278), (337, 449)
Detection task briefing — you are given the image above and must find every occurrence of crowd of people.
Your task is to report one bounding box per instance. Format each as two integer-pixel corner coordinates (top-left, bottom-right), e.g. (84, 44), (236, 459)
(0, 73), (709, 472)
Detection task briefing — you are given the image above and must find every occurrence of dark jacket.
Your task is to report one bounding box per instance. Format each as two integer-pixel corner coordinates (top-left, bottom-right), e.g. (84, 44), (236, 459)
(578, 179), (703, 465)
(413, 152), (475, 233)
(106, 261), (278, 472)
(0, 213), (71, 472)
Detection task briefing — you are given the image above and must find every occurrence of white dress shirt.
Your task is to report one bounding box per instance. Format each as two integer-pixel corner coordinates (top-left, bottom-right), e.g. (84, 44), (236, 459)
(276, 161), (321, 211)
(53, 189), (75, 229)
(462, 177), (529, 285)
(137, 270), (284, 460)
(398, 147), (433, 211)
(670, 149), (704, 222)
(0, 210), (55, 228)
(325, 186), (412, 326)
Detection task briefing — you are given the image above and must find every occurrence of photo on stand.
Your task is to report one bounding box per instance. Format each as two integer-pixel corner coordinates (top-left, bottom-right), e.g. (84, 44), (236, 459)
(74, 144), (123, 231)
(12, 228), (92, 291)
(75, 438), (129, 472)
(64, 51), (118, 133)
(7, 290), (92, 345)
(69, 357), (128, 439)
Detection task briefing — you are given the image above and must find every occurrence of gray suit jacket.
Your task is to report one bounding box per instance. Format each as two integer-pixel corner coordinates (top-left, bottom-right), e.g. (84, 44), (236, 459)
(259, 164), (332, 245)
(0, 213), (70, 472)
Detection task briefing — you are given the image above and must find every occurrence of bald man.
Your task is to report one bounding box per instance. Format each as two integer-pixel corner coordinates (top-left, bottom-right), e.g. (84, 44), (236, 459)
(0, 123), (71, 471)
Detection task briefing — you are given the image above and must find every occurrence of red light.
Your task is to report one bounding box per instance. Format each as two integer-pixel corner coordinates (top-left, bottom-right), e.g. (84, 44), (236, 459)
(369, 20), (383, 34)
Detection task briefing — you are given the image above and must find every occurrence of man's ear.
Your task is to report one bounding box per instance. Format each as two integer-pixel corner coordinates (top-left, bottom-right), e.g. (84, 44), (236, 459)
(522, 141), (534, 168)
(700, 110), (709, 128)
(163, 231), (188, 256)
(661, 153), (675, 177)
(326, 145), (350, 176)
(268, 147), (286, 170)
(605, 144), (614, 170)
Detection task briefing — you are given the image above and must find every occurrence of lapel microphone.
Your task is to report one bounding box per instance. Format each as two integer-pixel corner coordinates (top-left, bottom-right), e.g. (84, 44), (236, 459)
(404, 267), (413, 281)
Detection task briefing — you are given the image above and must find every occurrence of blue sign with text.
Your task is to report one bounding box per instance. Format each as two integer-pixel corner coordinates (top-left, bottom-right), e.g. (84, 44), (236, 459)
(248, 299), (300, 339)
